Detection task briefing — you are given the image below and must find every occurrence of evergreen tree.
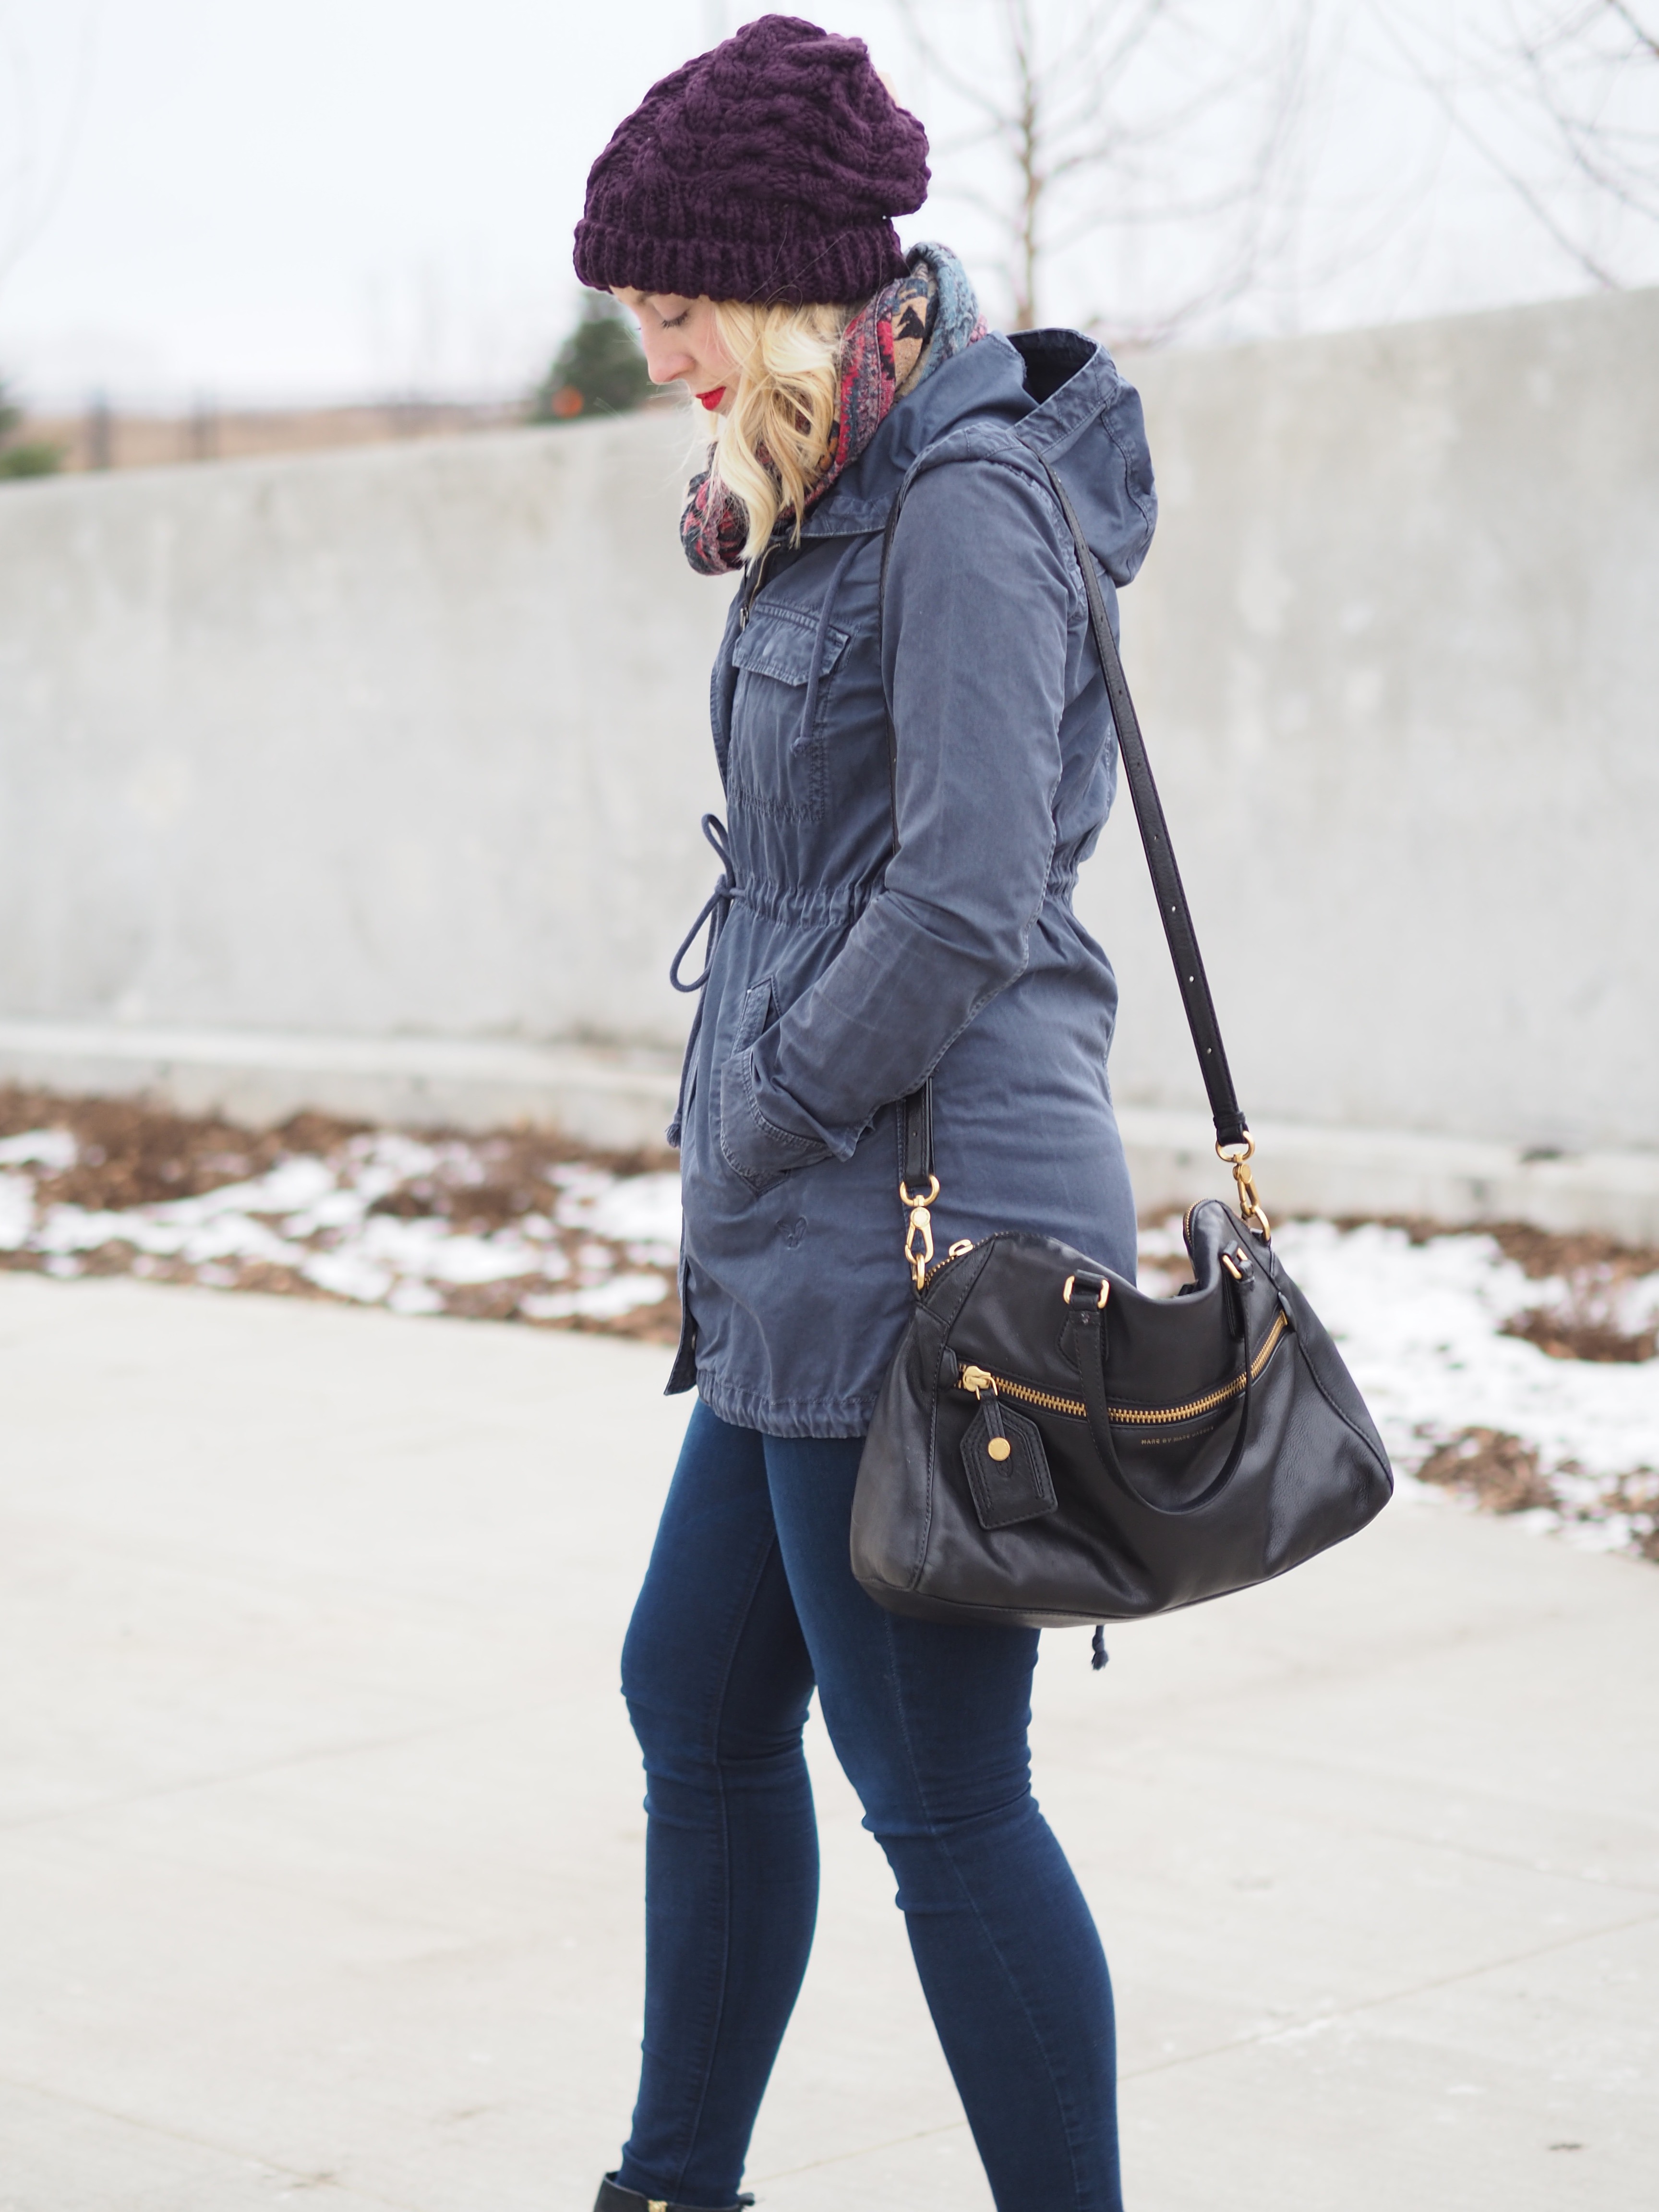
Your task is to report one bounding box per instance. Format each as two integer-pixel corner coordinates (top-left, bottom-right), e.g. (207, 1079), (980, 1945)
(530, 295), (654, 423)
(0, 377), (63, 480)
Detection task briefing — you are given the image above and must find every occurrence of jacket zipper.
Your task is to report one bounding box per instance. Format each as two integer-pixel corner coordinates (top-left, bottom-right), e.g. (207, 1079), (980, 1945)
(957, 1309), (1288, 1426)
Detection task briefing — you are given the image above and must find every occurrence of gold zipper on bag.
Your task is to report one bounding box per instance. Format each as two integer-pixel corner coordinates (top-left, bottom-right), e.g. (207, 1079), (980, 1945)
(957, 1309), (1287, 1427)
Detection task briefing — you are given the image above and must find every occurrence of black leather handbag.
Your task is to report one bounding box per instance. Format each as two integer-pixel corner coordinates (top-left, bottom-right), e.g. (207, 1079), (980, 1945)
(849, 458), (1394, 1643)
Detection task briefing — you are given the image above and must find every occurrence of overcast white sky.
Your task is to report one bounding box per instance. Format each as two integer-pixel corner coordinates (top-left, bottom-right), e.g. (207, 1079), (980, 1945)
(1, 0), (1654, 409)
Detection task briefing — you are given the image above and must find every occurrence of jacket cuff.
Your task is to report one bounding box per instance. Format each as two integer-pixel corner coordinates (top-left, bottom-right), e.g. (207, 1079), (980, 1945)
(718, 1047), (832, 1195)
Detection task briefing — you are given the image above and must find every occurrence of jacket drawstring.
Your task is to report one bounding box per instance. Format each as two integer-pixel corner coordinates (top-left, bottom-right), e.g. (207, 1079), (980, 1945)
(669, 530), (871, 1148)
(667, 812), (736, 1147)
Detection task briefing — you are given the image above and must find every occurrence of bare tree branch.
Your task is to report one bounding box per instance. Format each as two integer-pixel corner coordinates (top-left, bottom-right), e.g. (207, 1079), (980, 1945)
(0, 1), (103, 309)
(1371, 0), (1659, 285)
(893, 0), (1317, 334)
(1506, 0), (1659, 219)
(1606, 0), (1659, 62)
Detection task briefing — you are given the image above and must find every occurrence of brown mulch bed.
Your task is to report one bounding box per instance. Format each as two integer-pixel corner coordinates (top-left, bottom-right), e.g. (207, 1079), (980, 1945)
(1417, 1428), (1659, 1563)
(1416, 1428), (1557, 1515)
(0, 1083), (683, 1344)
(7, 1089), (1655, 1373)
(0, 1083), (673, 1210)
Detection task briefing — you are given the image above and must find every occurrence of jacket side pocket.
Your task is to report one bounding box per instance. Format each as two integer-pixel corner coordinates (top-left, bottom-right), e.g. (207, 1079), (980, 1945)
(718, 976), (823, 1196)
(732, 976), (774, 1056)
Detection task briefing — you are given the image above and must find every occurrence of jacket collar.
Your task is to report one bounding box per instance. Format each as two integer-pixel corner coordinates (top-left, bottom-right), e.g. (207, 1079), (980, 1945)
(798, 329), (1123, 541)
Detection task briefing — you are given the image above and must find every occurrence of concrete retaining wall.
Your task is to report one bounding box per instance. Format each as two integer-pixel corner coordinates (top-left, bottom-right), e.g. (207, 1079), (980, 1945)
(1084, 286), (1659, 1160)
(1, 287), (1655, 1214)
(0, 412), (726, 1051)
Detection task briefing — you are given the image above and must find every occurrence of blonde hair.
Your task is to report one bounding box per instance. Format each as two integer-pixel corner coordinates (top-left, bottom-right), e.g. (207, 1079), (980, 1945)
(705, 299), (849, 561)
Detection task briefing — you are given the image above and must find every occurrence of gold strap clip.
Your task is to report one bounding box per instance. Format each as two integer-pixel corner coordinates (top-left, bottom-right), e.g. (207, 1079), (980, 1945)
(1216, 1134), (1271, 1239)
(900, 1175), (940, 1292)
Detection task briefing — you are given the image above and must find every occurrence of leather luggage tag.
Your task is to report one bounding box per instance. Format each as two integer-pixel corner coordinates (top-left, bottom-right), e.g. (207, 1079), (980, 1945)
(962, 1401), (1058, 1530)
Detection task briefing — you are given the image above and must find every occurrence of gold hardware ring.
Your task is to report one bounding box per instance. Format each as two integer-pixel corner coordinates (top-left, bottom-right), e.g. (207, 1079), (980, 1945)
(1062, 1273), (1110, 1309)
(900, 1175), (941, 1291)
(1214, 1133), (1271, 1238)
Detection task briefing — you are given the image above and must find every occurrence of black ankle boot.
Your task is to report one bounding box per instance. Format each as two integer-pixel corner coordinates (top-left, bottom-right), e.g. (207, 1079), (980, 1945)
(593, 2174), (753, 2212)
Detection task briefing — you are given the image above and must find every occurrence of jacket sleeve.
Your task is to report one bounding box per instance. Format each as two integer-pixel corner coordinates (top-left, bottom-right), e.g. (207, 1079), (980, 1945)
(718, 455), (1081, 1194)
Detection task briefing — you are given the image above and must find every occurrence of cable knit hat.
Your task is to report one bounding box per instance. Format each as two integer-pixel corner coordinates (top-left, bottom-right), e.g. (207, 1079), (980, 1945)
(573, 14), (930, 307)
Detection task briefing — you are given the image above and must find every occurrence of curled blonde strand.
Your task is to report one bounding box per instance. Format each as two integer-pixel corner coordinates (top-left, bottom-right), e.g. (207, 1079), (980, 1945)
(705, 299), (850, 561)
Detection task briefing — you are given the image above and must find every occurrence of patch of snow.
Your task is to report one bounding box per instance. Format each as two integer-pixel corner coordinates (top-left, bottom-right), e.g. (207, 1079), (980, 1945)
(31, 1203), (301, 1268)
(178, 1216), (303, 1266)
(0, 1128), (77, 1171)
(522, 1272), (670, 1322)
(281, 1184), (379, 1234)
(151, 1156), (338, 1222)
(570, 1171), (683, 1253)
(350, 1214), (558, 1286)
(301, 1249), (395, 1303)
(1512, 1506), (1562, 1539)
(1562, 1514), (1638, 1553)
(355, 1133), (443, 1183)
(1135, 1217), (1189, 1265)
(0, 1172), (35, 1250)
(1271, 1219), (1659, 1484)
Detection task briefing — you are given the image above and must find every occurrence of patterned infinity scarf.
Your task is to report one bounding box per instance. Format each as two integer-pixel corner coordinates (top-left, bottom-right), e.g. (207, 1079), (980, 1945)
(680, 242), (988, 578)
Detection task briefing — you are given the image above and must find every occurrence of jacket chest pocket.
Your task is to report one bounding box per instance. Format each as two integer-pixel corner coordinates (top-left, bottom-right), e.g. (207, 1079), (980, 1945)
(728, 605), (851, 825)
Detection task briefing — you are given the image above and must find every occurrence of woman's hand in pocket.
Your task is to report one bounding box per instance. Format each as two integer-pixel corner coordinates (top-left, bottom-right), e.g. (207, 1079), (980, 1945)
(717, 1044), (831, 1194)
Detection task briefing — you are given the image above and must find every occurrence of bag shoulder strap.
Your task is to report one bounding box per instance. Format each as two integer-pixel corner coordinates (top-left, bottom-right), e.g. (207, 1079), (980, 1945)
(1034, 456), (1248, 1153)
(879, 449), (1262, 1236)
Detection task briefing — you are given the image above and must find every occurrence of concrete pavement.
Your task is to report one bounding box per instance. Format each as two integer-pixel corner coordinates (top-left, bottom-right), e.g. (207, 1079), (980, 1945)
(0, 1272), (1654, 2211)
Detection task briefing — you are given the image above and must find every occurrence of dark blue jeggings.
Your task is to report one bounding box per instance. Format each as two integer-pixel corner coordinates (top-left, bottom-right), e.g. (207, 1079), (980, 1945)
(615, 1402), (1123, 2212)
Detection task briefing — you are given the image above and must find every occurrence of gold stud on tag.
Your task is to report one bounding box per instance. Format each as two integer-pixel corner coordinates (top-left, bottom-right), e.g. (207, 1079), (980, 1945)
(986, 1436), (1012, 1462)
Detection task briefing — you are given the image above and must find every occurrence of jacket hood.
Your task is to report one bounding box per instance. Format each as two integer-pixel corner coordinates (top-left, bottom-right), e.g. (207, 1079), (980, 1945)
(800, 327), (1157, 588)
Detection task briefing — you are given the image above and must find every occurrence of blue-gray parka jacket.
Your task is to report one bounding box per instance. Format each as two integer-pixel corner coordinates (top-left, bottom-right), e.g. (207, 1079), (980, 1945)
(667, 327), (1157, 1436)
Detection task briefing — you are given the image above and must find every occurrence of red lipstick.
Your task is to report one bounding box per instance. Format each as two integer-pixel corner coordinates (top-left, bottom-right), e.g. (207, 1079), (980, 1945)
(697, 386), (726, 411)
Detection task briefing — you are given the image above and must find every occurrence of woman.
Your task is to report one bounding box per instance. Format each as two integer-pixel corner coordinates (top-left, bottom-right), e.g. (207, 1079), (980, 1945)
(574, 19), (1155, 2211)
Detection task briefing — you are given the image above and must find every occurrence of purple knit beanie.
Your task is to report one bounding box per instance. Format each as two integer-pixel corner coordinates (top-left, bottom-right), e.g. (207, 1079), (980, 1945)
(573, 14), (929, 307)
